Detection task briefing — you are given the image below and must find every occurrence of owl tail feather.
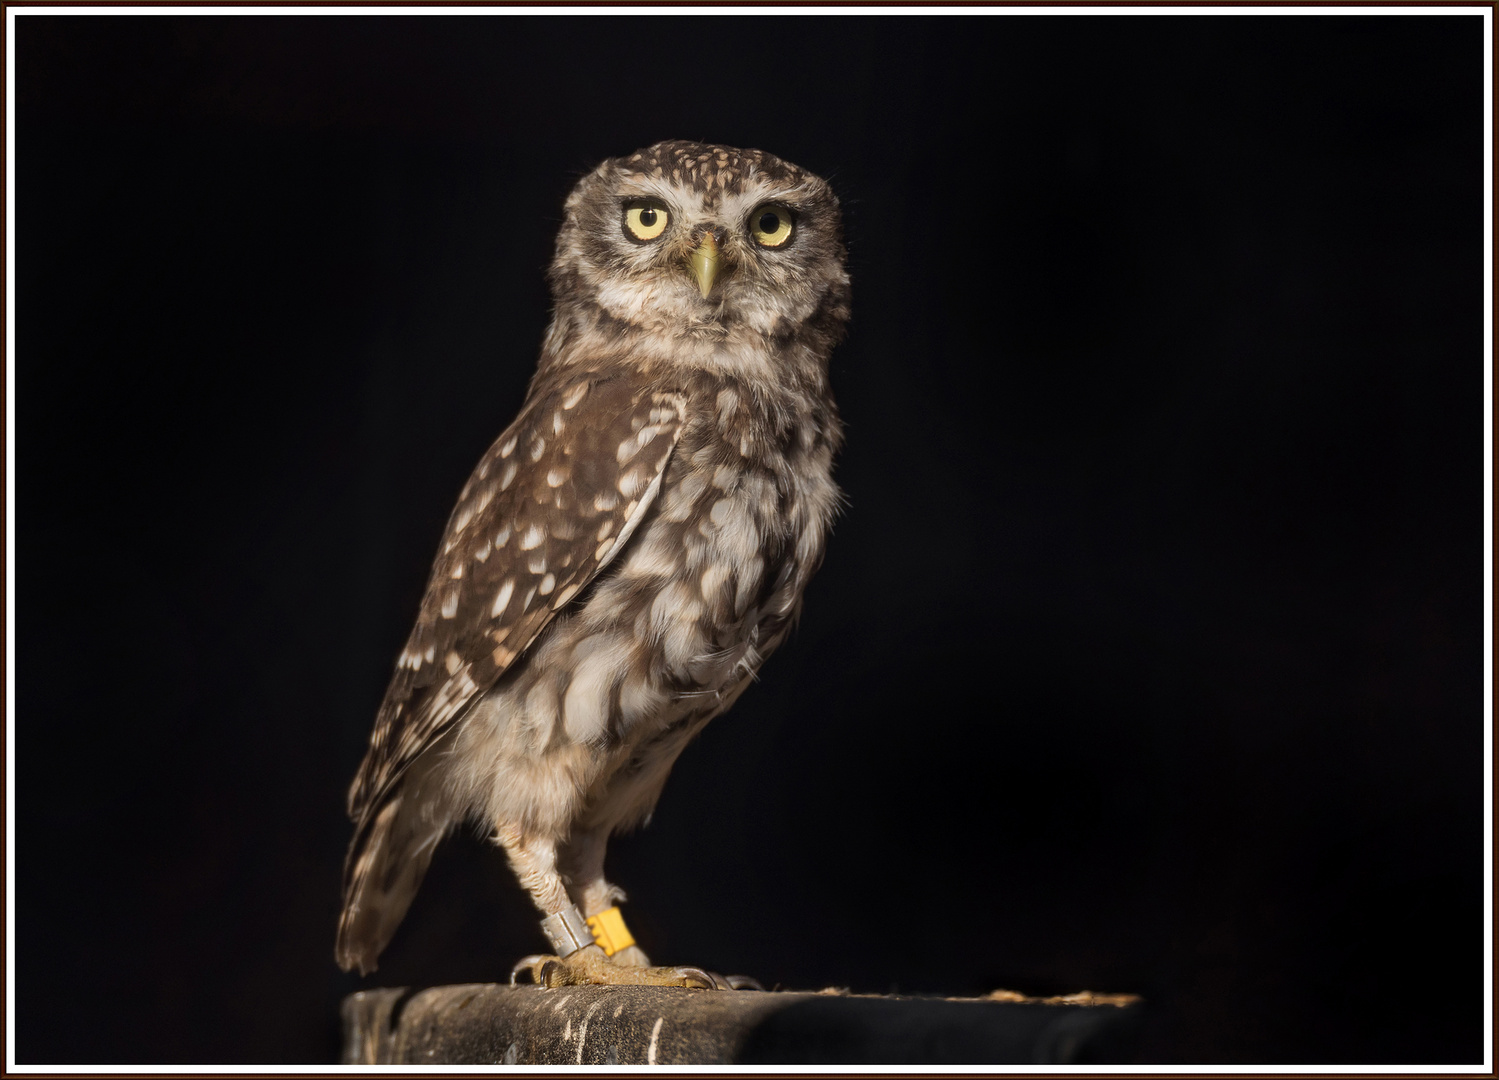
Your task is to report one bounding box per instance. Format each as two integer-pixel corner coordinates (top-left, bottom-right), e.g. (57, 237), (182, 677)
(336, 790), (448, 975)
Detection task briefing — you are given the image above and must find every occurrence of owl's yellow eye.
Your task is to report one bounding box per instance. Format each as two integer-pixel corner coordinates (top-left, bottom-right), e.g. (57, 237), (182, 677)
(749, 204), (794, 248)
(623, 200), (670, 242)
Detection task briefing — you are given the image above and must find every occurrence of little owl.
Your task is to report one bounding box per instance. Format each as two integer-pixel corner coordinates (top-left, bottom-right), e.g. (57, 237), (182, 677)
(337, 141), (849, 989)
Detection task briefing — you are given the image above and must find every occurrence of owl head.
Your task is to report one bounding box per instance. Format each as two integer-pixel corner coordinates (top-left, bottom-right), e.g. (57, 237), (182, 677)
(545, 141), (849, 367)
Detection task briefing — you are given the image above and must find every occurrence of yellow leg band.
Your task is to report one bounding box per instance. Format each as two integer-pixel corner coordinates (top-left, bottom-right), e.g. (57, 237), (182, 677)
(585, 906), (636, 957)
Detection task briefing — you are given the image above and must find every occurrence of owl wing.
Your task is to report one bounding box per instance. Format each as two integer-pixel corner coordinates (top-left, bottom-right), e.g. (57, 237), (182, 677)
(346, 375), (687, 830)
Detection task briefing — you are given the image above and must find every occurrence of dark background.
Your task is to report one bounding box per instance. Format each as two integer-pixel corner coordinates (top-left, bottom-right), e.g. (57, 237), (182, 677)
(15, 13), (1486, 1065)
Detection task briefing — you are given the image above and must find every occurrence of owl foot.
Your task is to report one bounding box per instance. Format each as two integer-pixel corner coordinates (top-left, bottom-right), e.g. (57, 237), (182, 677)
(509, 944), (760, 990)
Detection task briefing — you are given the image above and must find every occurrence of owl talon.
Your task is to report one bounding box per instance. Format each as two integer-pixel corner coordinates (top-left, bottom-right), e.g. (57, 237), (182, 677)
(510, 953), (552, 986)
(509, 946), (750, 989)
(671, 968), (761, 991)
(672, 966), (723, 990)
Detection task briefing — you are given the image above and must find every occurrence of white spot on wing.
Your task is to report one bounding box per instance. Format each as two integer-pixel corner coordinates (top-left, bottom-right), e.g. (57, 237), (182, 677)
(530, 436), (546, 461)
(441, 590), (459, 618)
(561, 382), (589, 409)
(520, 523), (546, 550)
(499, 434), (518, 458)
(538, 573), (556, 596)
(491, 579), (515, 617)
(499, 460), (518, 490)
(619, 469), (648, 498)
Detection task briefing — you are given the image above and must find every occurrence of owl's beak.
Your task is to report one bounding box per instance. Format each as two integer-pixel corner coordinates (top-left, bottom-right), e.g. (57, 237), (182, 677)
(687, 234), (722, 299)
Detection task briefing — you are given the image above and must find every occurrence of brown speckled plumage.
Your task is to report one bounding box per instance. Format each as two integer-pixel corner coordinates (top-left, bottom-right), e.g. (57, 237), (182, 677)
(337, 142), (849, 976)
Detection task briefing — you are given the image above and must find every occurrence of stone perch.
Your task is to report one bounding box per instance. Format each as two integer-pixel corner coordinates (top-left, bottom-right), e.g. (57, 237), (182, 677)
(342, 984), (1144, 1065)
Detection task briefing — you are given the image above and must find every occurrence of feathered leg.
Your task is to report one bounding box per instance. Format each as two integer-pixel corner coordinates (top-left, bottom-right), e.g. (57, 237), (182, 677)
(559, 826), (652, 967)
(496, 823), (721, 988)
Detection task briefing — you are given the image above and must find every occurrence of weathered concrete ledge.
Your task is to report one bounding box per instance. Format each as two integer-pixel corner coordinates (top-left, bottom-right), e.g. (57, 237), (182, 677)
(342, 983), (1144, 1065)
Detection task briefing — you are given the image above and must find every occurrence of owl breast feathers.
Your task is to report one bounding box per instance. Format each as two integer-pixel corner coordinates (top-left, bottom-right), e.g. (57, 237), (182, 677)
(338, 141), (849, 976)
